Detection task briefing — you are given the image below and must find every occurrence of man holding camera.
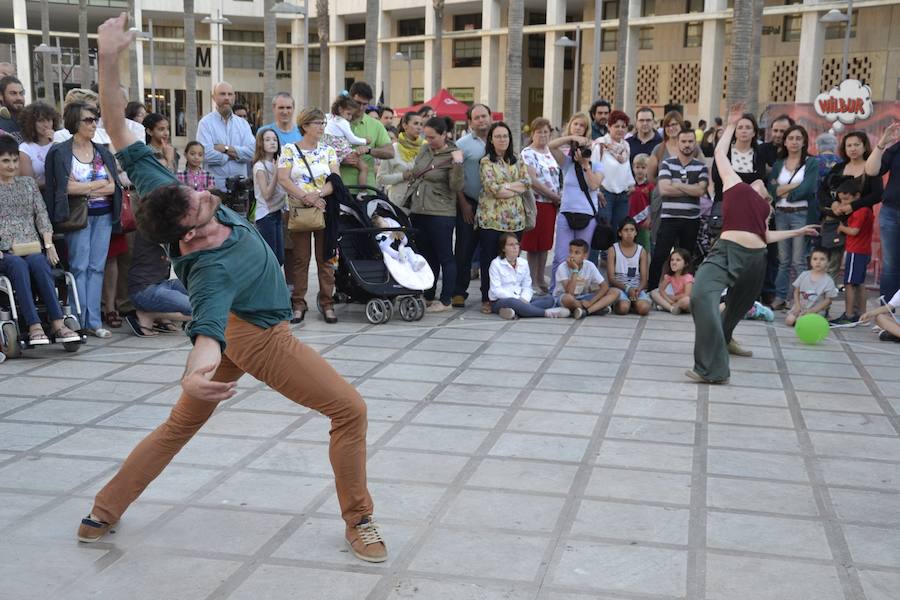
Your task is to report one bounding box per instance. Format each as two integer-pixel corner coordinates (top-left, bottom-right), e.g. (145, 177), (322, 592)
(197, 81), (255, 190)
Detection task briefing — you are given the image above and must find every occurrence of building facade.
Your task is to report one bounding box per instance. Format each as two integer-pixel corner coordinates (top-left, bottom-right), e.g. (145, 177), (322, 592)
(2, 0), (899, 143)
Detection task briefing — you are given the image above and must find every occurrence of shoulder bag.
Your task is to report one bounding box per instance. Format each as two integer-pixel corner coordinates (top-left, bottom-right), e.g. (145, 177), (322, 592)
(287, 149), (326, 233)
(563, 160), (614, 250)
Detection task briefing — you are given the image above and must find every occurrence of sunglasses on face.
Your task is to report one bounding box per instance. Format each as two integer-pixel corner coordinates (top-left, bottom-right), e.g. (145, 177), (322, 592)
(82, 117), (98, 125)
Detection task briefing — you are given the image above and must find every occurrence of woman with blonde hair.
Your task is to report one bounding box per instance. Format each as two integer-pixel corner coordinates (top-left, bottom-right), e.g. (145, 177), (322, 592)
(546, 112), (604, 289)
(519, 116), (561, 293)
(277, 107), (340, 323)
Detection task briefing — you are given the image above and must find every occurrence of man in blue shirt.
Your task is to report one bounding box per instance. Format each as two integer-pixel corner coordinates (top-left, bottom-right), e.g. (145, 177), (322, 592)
(196, 81), (255, 189)
(259, 92), (303, 146)
(451, 103), (492, 307)
(626, 106), (663, 165)
(76, 14), (388, 565)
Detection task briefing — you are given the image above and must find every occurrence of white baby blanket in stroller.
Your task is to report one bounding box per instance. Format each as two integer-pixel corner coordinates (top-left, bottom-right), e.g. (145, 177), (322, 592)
(374, 217), (434, 291)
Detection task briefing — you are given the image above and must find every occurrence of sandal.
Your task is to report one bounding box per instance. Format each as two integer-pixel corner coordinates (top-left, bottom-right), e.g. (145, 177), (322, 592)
(104, 311), (123, 328)
(480, 302), (492, 314)
(152, 321), (180, 333)
(125, 314), (158, 337)
(28, 329), (50, 346)
(51, 326), (81, 343)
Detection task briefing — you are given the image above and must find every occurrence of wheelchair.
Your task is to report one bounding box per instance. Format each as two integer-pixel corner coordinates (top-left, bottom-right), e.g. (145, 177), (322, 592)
(0, 267), (87, 358)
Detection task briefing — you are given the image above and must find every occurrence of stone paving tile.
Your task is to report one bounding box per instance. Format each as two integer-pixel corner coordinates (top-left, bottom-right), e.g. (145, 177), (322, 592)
(4, 290), (899, 599)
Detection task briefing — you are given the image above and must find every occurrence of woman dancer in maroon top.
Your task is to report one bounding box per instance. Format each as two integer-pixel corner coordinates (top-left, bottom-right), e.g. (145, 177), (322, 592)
(688, 104), (819, 384)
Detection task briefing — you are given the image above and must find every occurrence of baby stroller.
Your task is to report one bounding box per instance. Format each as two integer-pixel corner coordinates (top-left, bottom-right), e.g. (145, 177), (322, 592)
(0, 267), (86, 359)
(333, 186), (428, 324)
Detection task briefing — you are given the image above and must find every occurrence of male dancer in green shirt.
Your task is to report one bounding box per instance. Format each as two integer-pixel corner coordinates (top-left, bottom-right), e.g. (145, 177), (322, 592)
(77, 14), (387, 563)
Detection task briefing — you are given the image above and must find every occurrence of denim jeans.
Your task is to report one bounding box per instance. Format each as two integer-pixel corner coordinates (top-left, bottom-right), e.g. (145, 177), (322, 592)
(66, 213), (112, 330)
(602, 189), (631, 232)
(0, 252), (63, 325)
(255, 211), (284, 265)
(131, 279), (192, 315)
(411, 213), (457, 305)
(879, 203), (900, 302)
(774, 209), (808, 300)
(491, 297), (547, 318)
(453, 196), (479, 298)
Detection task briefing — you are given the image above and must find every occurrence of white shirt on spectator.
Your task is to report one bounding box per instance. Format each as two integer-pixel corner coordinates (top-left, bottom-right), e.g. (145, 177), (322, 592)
(489, 256), (534, 302)
(553, 261), (605, 296)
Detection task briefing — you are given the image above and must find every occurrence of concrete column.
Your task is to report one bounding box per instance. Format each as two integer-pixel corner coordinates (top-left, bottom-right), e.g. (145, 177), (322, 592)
(12, 0), (32, 102)
(423, 6), (435, 100)
(697, 0), (726, 121)
(542, 0), (566, 128)
(290, 18), (305, 107)
(621, 0), (642, 115)
(134, 0), (145, 99)
(329, 13), (346, 97)
(376, 10), (392, 105)
(795, 0), (825, 102)
(480, 0), (501, 109)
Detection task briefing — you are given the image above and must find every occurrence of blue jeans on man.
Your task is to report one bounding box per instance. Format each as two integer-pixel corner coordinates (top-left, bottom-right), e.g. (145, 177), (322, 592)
(131, 279), (192, 316)
(879, 203), (900, 302)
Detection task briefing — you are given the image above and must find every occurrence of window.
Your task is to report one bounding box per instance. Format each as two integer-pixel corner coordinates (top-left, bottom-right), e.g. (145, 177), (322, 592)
(603, 0), (619, 19)
(452, 39), (481, 67)
(448, 87), (474, 103)
(602, 29), (618, 51)
(397, 42), (425, 60)
(346, 23), (365, 40)
(412, 88), (424, 103)
(346, 46), (364, 71)
(825, 12), (857, 40)
(686, 0), (704, 13)
(683, 22), (703, 47)
(174, 89), (204, 137)
(639, 26), (654, 50)
(398, 18), (426, 37)
(223, 29), (264, 69)
(642, 0), (656, 16)
(153, 25), (184, 66)
(782, 15), (802, 42)
(308, 47), (320, 72)
(527, 34), (544, 68)
(453, 14), (482, 31)
(528, 12), (546, 25)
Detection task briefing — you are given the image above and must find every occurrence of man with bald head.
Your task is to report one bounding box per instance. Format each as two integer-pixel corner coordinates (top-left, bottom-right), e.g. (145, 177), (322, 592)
(197, 81), (255, 189)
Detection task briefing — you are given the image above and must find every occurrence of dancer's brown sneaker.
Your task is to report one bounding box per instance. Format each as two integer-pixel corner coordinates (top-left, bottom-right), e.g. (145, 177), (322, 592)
(77, 515), (113, 543)
(684, 369), (729, 385)
(727, 339), (753, 357)
(346, 516), (387, 563)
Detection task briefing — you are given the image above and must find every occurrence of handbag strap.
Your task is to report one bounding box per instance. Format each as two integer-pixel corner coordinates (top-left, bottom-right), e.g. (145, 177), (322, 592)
(296, 148), (318, 189)
(573, 160), (601, 221)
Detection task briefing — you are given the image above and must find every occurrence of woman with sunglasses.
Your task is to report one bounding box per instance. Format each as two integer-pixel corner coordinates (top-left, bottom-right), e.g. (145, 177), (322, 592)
(43, 101), (123, 338)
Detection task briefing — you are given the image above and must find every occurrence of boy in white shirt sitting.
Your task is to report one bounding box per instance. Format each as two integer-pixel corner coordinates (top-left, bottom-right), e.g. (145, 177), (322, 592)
(550, 238), (619, 319)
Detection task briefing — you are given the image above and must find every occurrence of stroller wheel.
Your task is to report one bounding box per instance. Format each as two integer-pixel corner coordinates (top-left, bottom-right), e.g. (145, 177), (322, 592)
(414, 298), (426, 321)
(365, 298), (390, 324)
(398, 297), (417, 322)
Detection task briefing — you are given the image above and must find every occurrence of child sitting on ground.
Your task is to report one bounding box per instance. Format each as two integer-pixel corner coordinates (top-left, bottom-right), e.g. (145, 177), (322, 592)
(650, 247), (694, 314)
(831, 178), (874, 324)
(860, 289), (900, 343)
(489, 233), (570, 319)
(549, 238), (619, 319)
(324, 96), (371, 186)
(628, 153), (654, 252)
(176, 141), (216, 191)
(607, 218), (652, 315)
(786, 247), (838, 327)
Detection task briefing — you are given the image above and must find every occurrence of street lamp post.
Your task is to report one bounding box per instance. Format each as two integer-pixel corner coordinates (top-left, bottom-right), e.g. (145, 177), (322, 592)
(556, 27), (581, 117)
(393, 50), (412, 107)
(591, 0), (601, 102)
(34, 42), (62, 109)
(202, 11), (232, 84)
(271, 0), (309, 108)
(131, 21), (156, 112)
(821, 2), (854, 83)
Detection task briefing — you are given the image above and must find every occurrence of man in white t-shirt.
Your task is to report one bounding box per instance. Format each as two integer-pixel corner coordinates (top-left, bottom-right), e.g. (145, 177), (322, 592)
(861, 289), (900, 343)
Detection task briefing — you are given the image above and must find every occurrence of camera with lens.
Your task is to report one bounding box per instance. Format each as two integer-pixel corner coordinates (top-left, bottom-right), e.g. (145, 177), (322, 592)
(570, 142), (592, 161)
(223, 175), (255, 219)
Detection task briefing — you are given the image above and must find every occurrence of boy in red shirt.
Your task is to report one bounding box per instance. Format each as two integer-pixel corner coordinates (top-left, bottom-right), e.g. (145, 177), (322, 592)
(831, 178), (874, 323)
(628, 153), (654, 251)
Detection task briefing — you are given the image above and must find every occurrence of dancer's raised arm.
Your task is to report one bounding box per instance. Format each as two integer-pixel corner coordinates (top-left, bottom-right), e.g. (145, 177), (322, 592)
(97, 13), (138, 152)
(714, 103), (744, 192)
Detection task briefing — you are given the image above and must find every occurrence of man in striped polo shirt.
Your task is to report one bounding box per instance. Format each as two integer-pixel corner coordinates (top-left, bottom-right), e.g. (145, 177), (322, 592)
(649, 127), (709, 290)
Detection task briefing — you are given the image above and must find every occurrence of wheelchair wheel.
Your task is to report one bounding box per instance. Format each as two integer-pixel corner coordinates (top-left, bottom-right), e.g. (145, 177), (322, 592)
(1, 322), (21, 359)
(62, 316), (82, 353)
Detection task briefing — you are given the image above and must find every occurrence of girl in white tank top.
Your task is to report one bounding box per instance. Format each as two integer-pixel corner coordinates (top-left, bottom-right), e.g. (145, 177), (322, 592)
(608, 218), (652, 316)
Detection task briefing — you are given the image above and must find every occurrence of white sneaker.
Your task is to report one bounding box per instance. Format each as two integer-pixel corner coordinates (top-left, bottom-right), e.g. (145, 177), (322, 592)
(670, 305), (682, 315)
(86, 328), (112, 339)
(544, 307), (571, 318)
(498, 307), (517, 320)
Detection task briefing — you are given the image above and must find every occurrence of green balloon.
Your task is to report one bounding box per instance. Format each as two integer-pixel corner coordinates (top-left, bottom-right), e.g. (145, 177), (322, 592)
(795, 313), (830, 345)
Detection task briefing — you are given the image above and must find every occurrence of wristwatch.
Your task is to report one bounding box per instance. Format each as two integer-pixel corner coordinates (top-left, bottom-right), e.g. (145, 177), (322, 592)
(224, 145), (230, 153)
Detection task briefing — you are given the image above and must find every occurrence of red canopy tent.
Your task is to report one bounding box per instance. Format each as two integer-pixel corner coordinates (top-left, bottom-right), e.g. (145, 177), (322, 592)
(394, 88), (503, 122)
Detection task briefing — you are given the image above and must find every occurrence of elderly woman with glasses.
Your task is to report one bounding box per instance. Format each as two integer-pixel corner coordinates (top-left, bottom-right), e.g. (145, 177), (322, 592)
(277, 108), (340, 324)
(43, 101), (123, 338)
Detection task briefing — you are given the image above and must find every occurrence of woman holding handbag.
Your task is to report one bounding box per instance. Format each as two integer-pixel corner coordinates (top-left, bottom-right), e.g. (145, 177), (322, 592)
(43, 101), (123, 338)
(0, 135), (80, 345)
(277, 108), (340, 324)
(406, 117), (464, 312)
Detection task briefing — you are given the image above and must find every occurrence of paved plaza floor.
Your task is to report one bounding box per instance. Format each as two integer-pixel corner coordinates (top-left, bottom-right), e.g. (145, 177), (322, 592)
(1, 293), (899, 600)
